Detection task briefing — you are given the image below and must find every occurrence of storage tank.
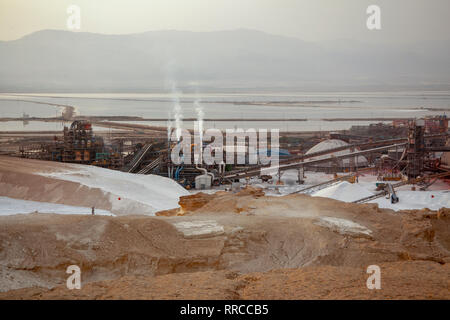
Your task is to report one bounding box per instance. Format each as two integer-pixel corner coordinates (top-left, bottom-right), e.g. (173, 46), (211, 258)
(195, 174), (212, 190)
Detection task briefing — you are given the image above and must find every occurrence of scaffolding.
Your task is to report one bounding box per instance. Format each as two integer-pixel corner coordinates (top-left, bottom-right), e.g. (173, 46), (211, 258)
(62, 120), (97, 163)
(20, 120), (123, 169)
(406, 120), (425, 178)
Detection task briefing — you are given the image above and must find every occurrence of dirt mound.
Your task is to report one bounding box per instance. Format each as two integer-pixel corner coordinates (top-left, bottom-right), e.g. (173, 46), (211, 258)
(1, 202), (449, 297)
(235, 186), (265, 197)
(0, 214), (226, 292)
(157, 187), (265, 216)
(239, 261), (450, 300)
(180, 187), (267, 215)
(178, 192), (217, 213)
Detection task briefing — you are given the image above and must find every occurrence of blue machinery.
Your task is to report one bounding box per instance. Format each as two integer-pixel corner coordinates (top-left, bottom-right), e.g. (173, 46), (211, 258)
(174, 166), (184, 181)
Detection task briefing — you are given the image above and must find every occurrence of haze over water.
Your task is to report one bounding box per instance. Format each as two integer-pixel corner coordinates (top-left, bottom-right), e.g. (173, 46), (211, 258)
(1, 91), (449, 132)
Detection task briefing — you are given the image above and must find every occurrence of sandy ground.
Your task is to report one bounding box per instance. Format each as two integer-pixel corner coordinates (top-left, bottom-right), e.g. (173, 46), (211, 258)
(4, 261), (447, 300)
(0, 157), (449, 299)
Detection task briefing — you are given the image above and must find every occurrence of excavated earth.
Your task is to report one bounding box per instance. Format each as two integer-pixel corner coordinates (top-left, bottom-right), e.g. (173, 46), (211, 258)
(0, 158), (449, 299)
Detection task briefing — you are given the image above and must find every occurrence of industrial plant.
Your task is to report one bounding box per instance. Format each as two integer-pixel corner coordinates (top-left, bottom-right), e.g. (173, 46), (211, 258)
(1, 0), (450, 303)
(5, 115), (448, 205)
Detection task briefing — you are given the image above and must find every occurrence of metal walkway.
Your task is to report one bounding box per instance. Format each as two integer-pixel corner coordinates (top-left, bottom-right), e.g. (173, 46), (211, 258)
(136, 156), (161, 174)
(122, 144), (152, 173)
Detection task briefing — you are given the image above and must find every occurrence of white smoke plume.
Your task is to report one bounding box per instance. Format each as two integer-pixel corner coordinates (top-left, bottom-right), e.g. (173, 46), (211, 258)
(194, 99), (204, 144)
(171, 83), (183, 141)
(60, 105), (78, 120)
(194, 99), (205, 164)
(167, 111), (173, 142)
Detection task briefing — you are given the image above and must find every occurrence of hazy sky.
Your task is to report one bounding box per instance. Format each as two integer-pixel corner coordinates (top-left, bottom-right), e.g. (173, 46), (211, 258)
(1, 0), (449, 43)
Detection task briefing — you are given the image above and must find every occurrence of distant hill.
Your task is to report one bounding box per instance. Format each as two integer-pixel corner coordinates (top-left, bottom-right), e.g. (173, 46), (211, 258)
(0, 29), (449, 92)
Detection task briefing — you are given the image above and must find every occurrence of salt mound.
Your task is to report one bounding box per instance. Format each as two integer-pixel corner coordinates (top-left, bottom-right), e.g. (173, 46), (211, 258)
(312, 180), (450, 210)
(312, 181), (373, 203)
(370, 190), (450, 211)
(39, 164), (189, 215)
(306, 139), (368, 167)
(306, 139), (349, 154)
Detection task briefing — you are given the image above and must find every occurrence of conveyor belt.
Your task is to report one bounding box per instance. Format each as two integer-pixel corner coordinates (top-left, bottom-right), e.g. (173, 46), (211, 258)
(225, 143), (406, 180)
(122, 144), (152, 173)
(290, 167), (374, 195)
(137, 156), (161, 174)
(222, 133), (447, 180)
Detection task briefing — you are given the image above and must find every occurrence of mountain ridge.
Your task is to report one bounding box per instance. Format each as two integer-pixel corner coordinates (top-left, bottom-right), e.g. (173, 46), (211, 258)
(1, 29), (449, 92)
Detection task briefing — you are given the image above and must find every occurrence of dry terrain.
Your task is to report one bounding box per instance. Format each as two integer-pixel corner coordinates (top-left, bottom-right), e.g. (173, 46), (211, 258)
(0, 157), (449, 299)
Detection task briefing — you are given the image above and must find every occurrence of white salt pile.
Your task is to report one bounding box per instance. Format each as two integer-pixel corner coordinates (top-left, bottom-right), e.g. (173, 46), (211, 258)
(371, 190), (450, 211)
(312, 180), (450, 211)
(39, 164), (189, 215)
(312, 181), (374, 202)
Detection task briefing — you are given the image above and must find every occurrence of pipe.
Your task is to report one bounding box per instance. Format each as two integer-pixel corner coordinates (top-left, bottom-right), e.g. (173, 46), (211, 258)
(196, 165), (214, 182)
(195, 165), (207, 175)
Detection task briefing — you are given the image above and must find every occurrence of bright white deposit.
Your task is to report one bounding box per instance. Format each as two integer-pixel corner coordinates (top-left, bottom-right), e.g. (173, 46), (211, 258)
(38, 164), (189, 215)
